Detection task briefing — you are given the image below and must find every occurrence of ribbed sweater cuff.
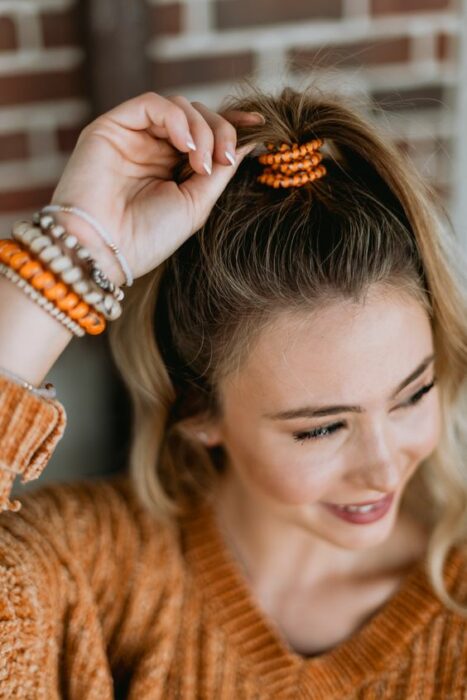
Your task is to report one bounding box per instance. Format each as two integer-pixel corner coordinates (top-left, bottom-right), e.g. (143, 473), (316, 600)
(0, 375), (67, 512)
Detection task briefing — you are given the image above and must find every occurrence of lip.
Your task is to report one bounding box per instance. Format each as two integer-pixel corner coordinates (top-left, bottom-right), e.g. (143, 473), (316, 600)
(324, 495), (391, 507)
(321, 493), (395, 525)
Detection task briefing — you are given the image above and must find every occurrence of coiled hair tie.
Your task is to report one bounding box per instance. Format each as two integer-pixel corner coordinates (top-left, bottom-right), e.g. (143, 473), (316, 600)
(257, 138), (327, 189)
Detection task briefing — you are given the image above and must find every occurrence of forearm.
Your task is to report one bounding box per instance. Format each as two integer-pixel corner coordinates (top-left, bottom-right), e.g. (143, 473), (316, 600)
(0, 211), (120, 387)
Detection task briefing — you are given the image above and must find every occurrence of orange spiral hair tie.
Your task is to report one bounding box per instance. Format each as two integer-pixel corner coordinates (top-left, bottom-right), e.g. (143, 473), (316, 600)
(257, 138), (327, 189)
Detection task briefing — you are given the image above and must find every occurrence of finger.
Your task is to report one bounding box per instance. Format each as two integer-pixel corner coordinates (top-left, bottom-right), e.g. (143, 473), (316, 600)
(166, 95), (217, 176)
(97, 91), (197, 156)
(190, 100), (240, 168)
(181, 140), (258, 225)
(220, 109), (266, 126)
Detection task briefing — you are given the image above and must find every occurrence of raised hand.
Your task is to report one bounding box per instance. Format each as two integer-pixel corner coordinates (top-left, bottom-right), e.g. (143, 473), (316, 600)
(50, 92), (264, 286)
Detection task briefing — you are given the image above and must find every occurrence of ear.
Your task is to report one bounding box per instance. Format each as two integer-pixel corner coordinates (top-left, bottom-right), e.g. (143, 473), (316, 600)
(176, 415), (223, 448)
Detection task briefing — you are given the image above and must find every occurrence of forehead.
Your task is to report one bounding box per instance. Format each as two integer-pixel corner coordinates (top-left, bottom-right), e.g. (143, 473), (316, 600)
(221, 289), (433, 404)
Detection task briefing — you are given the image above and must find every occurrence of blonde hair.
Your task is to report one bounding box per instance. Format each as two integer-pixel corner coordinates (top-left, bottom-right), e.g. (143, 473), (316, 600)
(109, 81), (467, 616)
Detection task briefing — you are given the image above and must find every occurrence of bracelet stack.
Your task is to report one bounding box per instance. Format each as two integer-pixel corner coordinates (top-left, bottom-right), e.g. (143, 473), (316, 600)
(0, 207), (128, 338)
(0, 204), (131, 399)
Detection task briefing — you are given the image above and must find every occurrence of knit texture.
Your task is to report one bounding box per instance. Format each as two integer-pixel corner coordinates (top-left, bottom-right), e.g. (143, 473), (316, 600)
(0, 374), (466, 698)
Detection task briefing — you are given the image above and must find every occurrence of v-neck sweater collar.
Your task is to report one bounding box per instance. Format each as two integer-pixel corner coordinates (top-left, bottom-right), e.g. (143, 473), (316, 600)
(180, 499), (464, 698)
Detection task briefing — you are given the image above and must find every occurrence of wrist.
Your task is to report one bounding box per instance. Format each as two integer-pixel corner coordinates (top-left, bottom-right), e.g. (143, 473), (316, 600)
(49, 211), (126, 288)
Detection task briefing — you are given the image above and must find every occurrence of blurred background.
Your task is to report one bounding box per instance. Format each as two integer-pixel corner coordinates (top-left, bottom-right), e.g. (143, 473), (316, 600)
(1, 0), (465, 493)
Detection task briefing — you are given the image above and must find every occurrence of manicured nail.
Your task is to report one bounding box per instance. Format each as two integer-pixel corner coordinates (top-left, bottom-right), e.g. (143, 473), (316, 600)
(186, 135), (197, 151)
(203, 152), (212, 175)
(224, 146), (236, 166)
(247, 112), (266, 124)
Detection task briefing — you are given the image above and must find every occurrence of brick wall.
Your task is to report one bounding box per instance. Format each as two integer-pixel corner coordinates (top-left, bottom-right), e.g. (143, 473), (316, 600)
(0, 0), (91, 233)
(147, 0), (459, 203)
(0, 0), (459, 230)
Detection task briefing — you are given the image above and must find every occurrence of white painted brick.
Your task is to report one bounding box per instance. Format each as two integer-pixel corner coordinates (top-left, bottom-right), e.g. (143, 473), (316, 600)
(343, 0), (370, 19)
(256, 47), (287, 84)
(0, 99), (92, 133)
(0, 47), (85, 74)
(185, 0), (212, 33)
(0, 0), (75, 15)
(411, 30), (437, 63)
(0, 153), (70, 190)
(148, 15), (458, 59)
(14, 11), (43, 50)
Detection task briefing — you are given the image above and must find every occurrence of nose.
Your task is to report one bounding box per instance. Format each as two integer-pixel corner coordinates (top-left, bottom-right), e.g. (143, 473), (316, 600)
(346, 418), (402, 493)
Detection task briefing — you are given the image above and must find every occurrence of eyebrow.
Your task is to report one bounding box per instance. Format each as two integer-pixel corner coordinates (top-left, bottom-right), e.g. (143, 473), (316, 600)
(263, 353), (436, 421)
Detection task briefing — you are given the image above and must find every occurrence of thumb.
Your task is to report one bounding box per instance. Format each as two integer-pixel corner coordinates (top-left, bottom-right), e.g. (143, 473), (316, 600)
(181, 142), (258, 212)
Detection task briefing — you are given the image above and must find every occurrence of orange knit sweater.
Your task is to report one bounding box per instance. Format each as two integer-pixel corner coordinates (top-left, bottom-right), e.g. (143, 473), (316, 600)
(0, 374), (466, 699)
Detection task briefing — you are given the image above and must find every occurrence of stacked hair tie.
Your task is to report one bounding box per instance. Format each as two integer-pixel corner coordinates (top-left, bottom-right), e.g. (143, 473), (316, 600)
(257, 138), (327, 189)
(0, 208), (127, 338)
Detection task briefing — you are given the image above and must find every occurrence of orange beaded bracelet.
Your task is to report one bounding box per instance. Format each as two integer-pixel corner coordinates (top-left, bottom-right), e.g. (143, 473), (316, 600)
(0, 239), (106, 335)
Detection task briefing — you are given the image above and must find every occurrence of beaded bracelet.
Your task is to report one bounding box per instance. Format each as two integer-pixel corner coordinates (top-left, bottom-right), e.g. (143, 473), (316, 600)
(33, 211), (125, 302)
(0, 365), (56, 400)
(0, 241), (106, 335)
(39, 204), (133, 287)
(12, 222), (122, 322)
(0, 260), (85, 337)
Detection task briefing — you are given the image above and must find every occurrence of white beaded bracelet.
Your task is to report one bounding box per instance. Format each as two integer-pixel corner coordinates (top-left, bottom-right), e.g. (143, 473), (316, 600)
(0, 365), (57, 400)
(32, 213), (125, 302)
(40, 204), (133, 287)
(12, 221), (122, 321)
(0, 262), (85, 337)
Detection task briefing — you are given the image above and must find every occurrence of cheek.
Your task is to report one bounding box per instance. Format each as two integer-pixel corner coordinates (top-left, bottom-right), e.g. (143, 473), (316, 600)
(224, 424), (334, 505)
(406, 396), (442, 461)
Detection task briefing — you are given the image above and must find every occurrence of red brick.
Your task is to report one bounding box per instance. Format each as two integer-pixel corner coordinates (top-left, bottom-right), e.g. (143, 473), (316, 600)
(150, 3), (183, 36)
(215, 0), (342, 29)
(371, 85), (445, 111)
(0, 65), (87, 107)
(151, 52), (254, 90)
(57, 125), (84, 152)
(0, 16), (16, 51)
(437, 32), (457, 61)
(0, 185), (55, 213)
(372, 0), (452, 14)
(0, 132), (29, 161)
(40, 5), (85, 48)
(290, 37), (410, 70)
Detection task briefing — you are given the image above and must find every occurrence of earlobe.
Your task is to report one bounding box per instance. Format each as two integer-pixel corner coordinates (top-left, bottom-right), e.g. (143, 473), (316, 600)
(177, 417), (223, 447)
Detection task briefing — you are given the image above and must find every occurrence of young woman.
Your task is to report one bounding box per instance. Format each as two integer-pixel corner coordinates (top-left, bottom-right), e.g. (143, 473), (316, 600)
(0, 83), (466, 699)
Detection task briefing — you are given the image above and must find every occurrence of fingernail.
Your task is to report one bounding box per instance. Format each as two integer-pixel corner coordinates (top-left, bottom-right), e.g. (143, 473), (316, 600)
(203, 152), (212, 175)
(247, 112), (266, 124)
(186, 134), (197, 151)
(224, 145), (236, 166)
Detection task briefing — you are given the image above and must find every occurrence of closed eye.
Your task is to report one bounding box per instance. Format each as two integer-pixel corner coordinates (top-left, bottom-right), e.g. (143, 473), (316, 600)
(292, 377), (437, 444)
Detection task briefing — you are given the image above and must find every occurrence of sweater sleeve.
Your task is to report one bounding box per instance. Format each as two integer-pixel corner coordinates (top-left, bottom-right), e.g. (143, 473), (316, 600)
(0, 475), (172, 699)
(0, 375), (67, 513)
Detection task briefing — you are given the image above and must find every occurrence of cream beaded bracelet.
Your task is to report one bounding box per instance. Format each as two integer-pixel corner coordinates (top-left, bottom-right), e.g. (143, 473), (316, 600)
(39, 204), (133, 287)
(12, 221), (123, 322)
(32, 211), (125, 302)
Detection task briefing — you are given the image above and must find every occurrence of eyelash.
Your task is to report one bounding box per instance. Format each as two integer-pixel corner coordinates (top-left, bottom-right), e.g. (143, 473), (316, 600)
(292, 377), (437, 444)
